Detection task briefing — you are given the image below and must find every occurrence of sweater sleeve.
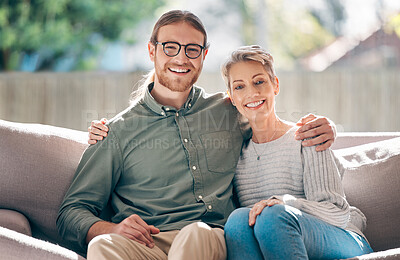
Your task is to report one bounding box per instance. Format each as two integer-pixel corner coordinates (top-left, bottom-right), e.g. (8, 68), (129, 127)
(56, 128), (123, 252)
(274, 146), (350, 229)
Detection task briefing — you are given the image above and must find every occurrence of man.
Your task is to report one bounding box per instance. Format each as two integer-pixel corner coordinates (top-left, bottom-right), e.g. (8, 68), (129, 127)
(57, 10), (336, 260)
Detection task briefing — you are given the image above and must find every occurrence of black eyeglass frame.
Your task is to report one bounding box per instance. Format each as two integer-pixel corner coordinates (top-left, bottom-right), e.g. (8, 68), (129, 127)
(155, 41), (206, 59)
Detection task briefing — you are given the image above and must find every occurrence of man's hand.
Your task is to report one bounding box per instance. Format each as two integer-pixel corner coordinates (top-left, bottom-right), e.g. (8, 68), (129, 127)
(88, 118), (109, 145)
(249, 198), (283, 226)
(295, 114), (336, 152)
(86, 215), (160, 248)
(110, 214), (160, 248)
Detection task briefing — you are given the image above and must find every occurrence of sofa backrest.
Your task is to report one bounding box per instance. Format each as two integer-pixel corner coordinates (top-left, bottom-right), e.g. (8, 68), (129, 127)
(333, 136), (400, 252)
(333, 132), (400, 150)
(0, 120), (88, 251)
(1, 119), (400, 253)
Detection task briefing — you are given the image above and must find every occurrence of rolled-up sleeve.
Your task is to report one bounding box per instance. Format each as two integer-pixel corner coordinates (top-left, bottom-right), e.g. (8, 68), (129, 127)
(56, 129), (122, 251)
(276, 147), (350, 229)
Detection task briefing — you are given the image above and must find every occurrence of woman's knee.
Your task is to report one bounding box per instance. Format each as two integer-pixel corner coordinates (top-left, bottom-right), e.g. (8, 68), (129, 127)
(225, 208), (255, 242)
(253, 205), (299, 236)
(225, 208), (250, 233)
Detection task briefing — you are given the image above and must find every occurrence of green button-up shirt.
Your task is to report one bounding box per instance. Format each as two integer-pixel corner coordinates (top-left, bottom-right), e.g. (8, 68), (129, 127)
(57, 84), (249, 250)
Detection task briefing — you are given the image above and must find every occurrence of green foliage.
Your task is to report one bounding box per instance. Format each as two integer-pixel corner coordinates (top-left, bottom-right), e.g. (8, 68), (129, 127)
(268, 5), (334, 68)
(388, 14), (400, 38)
(239, 0), (335, 69)
(0, 0), (164, 70)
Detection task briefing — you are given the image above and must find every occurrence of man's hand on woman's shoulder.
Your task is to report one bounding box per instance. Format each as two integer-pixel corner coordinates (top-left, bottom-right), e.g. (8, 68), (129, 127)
(295, 114), (336, 152)
(88, 118), (109, 145)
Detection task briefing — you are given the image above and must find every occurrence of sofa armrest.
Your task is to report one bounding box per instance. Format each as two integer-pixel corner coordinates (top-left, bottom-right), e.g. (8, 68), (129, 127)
(0, 209), (31, 237)
(0, 227), (85, 260)
(0, 119), (88, 248)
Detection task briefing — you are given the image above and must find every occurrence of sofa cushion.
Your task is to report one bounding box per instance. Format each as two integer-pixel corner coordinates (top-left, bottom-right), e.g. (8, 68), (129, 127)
(333, 137), (400, 252)
(0, 120), (88, 251)
(346, 248), (400, 260)
(0, 209), (32, 237)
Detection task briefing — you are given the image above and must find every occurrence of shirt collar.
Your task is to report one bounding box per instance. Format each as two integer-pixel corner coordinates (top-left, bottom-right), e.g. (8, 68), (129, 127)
(142, 82), (197, 115)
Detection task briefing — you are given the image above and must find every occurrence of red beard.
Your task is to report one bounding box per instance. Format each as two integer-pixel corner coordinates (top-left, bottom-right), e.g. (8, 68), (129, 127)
(154, 59), (201, 92)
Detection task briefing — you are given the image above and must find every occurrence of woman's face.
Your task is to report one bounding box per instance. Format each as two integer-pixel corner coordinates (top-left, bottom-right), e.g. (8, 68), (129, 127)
(228, 61), (279, 123)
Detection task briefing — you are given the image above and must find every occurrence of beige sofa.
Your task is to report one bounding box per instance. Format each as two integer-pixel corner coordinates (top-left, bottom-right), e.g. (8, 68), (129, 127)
(0, 119), (399, 259)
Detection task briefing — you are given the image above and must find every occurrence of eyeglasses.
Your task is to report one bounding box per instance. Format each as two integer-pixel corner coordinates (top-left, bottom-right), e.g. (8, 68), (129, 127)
(155, 41), (205, 59)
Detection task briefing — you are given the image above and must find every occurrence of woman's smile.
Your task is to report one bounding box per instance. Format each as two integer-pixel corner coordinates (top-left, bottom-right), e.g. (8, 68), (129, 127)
(245, 100), (265, 108)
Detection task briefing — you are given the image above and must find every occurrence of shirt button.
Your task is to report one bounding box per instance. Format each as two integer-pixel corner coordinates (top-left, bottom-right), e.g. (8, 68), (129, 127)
(161, 111), (165, 116)
(165, 107), (170, 111)
(192, 166), (197, 170)
(176, 112), (179, 117)
(198, 195), (203, 199)
(208, 205), (212, 210)
(184, 138), (188, 143)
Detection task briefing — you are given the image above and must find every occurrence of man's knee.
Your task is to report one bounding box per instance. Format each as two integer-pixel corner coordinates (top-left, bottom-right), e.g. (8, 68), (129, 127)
(87, 233), (166, 260)
(169, 222), (226, 260)
(88, 234), (114, 252)
(178, 222), (216, 240)
(87, 234), (122, 259)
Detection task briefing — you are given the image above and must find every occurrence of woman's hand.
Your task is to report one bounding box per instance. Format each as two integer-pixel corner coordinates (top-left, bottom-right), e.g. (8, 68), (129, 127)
(295, 114), (336, 151)
(249, 198), (283, 226)
(88, 118), (109, 145)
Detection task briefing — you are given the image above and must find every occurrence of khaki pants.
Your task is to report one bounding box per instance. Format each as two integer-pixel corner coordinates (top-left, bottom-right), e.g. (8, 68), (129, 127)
(87, 222), (226, 260)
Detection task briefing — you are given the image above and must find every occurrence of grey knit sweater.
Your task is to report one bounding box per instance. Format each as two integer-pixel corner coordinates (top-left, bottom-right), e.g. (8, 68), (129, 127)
(234, 126), (366, 238)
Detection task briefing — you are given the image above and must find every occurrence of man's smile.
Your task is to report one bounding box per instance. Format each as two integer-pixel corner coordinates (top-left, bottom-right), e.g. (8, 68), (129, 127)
(169, 67), (191, 74)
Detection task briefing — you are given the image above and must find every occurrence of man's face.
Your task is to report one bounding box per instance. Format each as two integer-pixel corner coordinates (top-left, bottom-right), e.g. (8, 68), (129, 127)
(148, 21), (208, 92)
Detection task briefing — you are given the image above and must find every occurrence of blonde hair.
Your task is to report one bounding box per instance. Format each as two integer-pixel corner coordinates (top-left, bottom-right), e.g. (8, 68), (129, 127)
(221, 45), (276, 91)
(129, 70), (155, 105)
(129, 10), (209, 104)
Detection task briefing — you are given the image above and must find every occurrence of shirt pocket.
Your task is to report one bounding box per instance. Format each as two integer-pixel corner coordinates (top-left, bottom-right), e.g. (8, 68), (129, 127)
(200, 131), (236, 173)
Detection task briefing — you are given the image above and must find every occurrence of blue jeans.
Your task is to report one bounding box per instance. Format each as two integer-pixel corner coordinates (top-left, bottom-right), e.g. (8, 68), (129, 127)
(225, 205), (373, 260)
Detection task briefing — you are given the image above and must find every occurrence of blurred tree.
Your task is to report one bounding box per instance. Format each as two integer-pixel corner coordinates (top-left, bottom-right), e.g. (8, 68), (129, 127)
(268, 1), (336, 68)
(234, 0), (335, 69)
(310, 0), (346, 37)
(0, 0), (164, 71)
(387, 13), (400, 37)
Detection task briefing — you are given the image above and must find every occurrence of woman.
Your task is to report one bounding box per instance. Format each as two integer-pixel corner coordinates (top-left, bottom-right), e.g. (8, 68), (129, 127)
(221, 45), (372, 260)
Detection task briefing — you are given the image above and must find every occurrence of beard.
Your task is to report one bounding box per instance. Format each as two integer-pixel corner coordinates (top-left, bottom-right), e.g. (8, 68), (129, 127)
(154, 59), (201, 92)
